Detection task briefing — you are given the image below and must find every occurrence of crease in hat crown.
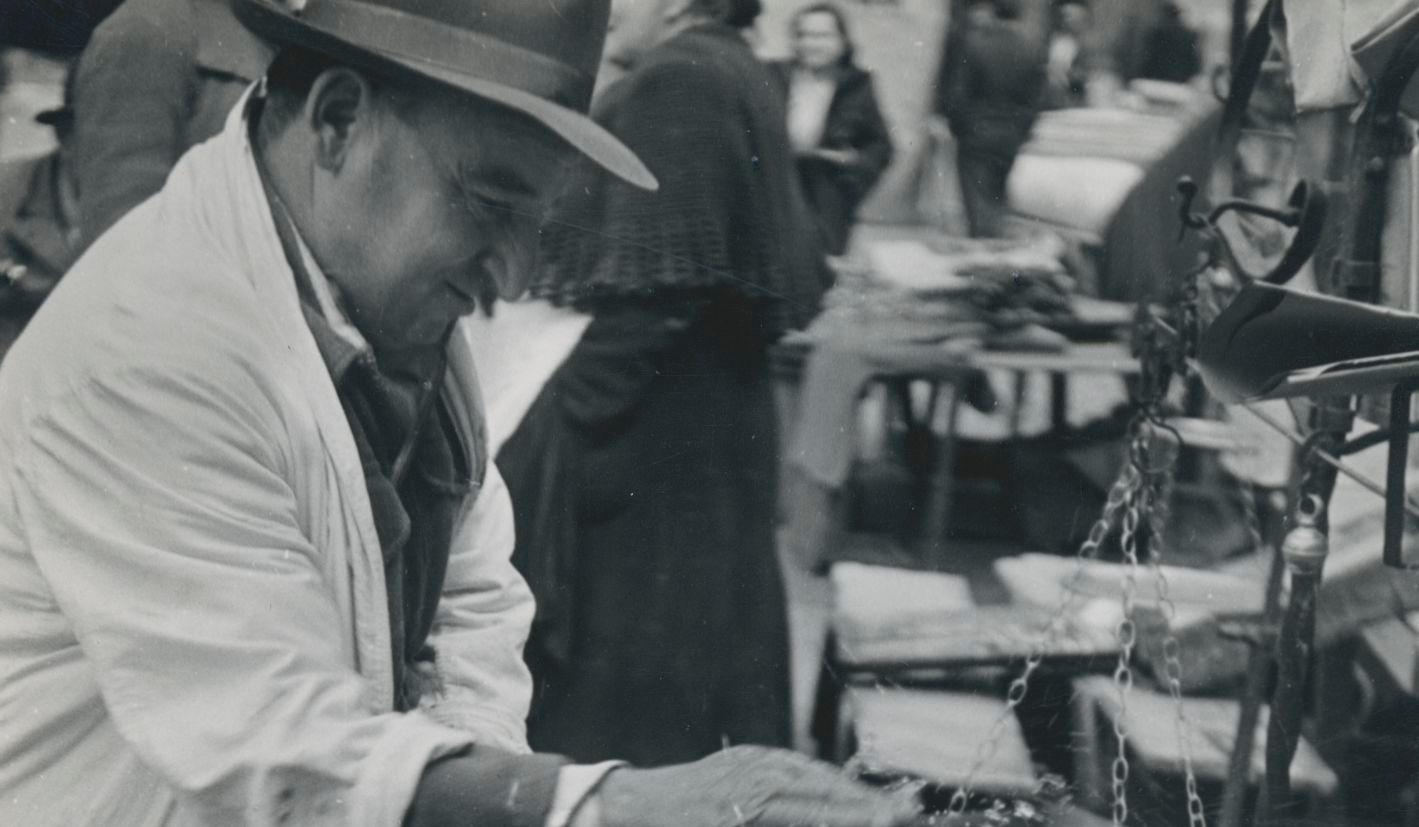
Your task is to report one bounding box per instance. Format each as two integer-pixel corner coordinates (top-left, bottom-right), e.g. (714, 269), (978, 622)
(234, 0), (657, 190)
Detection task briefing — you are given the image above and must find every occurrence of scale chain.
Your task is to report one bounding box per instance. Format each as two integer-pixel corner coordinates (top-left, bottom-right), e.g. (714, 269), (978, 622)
(1145, 460), (1208, 827)
(946, 461), (1140, 815)
(1112, 475), (1143, 826)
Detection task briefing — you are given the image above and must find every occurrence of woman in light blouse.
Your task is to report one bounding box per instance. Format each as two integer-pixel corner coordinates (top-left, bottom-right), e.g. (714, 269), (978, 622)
(771, 2), (894, 256)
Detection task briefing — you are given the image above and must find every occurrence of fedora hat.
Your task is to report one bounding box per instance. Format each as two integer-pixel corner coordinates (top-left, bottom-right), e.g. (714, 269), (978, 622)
(233, 0), (656, 190)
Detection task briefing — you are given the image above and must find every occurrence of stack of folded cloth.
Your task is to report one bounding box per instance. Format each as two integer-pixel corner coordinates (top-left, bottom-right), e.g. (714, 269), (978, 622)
(812, 234), (1079, 340)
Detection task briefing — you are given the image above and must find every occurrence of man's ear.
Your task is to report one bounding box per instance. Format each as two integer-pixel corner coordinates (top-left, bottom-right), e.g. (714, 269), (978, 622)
(304, 68), (374, 173)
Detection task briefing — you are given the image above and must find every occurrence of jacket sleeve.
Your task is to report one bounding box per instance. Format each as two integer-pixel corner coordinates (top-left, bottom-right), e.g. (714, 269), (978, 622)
(12, 362), (474, 826)
(71, 8), (193, 248)
(833, 74), (894, 203)
(418, 463), (537, 753)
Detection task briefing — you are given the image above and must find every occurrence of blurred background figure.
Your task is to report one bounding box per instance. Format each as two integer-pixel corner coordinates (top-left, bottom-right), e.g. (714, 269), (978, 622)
(1137, 1), (1202, 84)
(934, 0), (1047, 238)
(728, 0), (764, 45)
(771, 2), (893, 257)
(69, 0), (271, 248)
(0, 70), (81, 362)
(499, 0), (825, 768)
(0, 0), (123, 57)
(1044, 0), (1091, 108)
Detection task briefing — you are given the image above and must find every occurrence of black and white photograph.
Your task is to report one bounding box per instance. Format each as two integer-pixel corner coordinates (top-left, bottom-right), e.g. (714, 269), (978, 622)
(2, 1), (1419, 824)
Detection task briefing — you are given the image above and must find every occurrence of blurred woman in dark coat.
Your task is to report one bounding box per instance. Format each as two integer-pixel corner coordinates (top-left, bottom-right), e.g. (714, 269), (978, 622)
(497, 0), (823, 767)
(770, 3), (893, 256)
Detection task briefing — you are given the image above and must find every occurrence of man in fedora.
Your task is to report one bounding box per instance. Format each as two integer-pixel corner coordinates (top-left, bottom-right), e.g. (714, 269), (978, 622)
(0, 1), (922, 825)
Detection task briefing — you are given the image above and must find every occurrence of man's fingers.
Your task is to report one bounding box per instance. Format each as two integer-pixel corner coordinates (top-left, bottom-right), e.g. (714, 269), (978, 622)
(759, 756), (903, 808)
(706, 748), (922, 827)
(755, 793), (922, 827)
(760, 771), (923, 824)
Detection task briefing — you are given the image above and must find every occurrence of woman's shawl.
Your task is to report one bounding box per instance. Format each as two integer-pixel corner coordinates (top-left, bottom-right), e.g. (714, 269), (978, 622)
(533, 23), (827, 334)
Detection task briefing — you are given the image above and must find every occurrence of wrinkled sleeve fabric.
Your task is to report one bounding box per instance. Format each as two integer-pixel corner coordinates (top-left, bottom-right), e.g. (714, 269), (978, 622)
(71, 8), (193, 248)
(419, 464), (537, 753)
(12, 363), (472, 826)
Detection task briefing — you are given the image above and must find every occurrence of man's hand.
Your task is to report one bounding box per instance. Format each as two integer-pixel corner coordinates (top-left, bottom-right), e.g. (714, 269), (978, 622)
(592, 745), (923, 827)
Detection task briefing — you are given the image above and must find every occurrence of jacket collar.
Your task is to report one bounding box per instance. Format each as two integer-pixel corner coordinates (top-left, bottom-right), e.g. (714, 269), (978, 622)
(250, 127), (372, 383)
(167, 92), (396, 705)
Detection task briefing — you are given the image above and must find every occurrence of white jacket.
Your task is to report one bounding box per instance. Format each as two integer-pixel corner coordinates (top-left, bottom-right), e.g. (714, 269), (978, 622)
(0, 101), (535, 825)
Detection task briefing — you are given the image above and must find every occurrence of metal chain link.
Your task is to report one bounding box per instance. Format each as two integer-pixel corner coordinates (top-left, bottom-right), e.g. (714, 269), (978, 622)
(946, 460), (1141, 815)
(1111, 457), (1144, 827)
(945, 412), (1215, 823)
(1144, 461), (1208, 827)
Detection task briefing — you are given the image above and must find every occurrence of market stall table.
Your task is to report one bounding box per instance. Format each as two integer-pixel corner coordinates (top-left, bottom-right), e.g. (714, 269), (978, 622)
(1070, 676), (1337, 819)
(777, 333), (1139, 571)
(842, 687), (1038, 796)
(812, 562), (1119, 762)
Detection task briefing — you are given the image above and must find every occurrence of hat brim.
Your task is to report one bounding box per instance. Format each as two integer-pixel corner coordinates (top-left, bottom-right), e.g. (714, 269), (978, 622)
(233, 0), (656, 191)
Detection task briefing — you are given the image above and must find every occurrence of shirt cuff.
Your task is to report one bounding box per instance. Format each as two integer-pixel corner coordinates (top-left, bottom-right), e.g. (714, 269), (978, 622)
(546, 761), (626, 827)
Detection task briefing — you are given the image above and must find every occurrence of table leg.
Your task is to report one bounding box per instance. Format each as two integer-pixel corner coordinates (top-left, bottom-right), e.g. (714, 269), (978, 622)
(918, 388), (964, 570)
(809, 631), (846, 760)
(1050, 372), (1068, 433)
(1008, 371), (1028, 437)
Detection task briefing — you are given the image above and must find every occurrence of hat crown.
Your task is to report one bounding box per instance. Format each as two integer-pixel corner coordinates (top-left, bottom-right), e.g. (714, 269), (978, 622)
(364, 0), (608, 82)
(240, 0), (610, 110)
(235, 0), (657, 189)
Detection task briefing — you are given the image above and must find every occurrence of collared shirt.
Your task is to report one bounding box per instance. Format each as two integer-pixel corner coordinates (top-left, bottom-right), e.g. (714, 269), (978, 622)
(269, 196), (464, 712)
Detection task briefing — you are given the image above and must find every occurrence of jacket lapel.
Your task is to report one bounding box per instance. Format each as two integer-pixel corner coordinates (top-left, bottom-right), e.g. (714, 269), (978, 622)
(180, 96), (397, 710)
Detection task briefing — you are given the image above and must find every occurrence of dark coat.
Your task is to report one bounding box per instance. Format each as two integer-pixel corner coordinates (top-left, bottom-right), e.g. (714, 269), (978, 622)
(935, 17), (1046, 159)
(770, 62), (893, 255)
(70, 0), (271, 248)
(500, 24), (795, 766)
